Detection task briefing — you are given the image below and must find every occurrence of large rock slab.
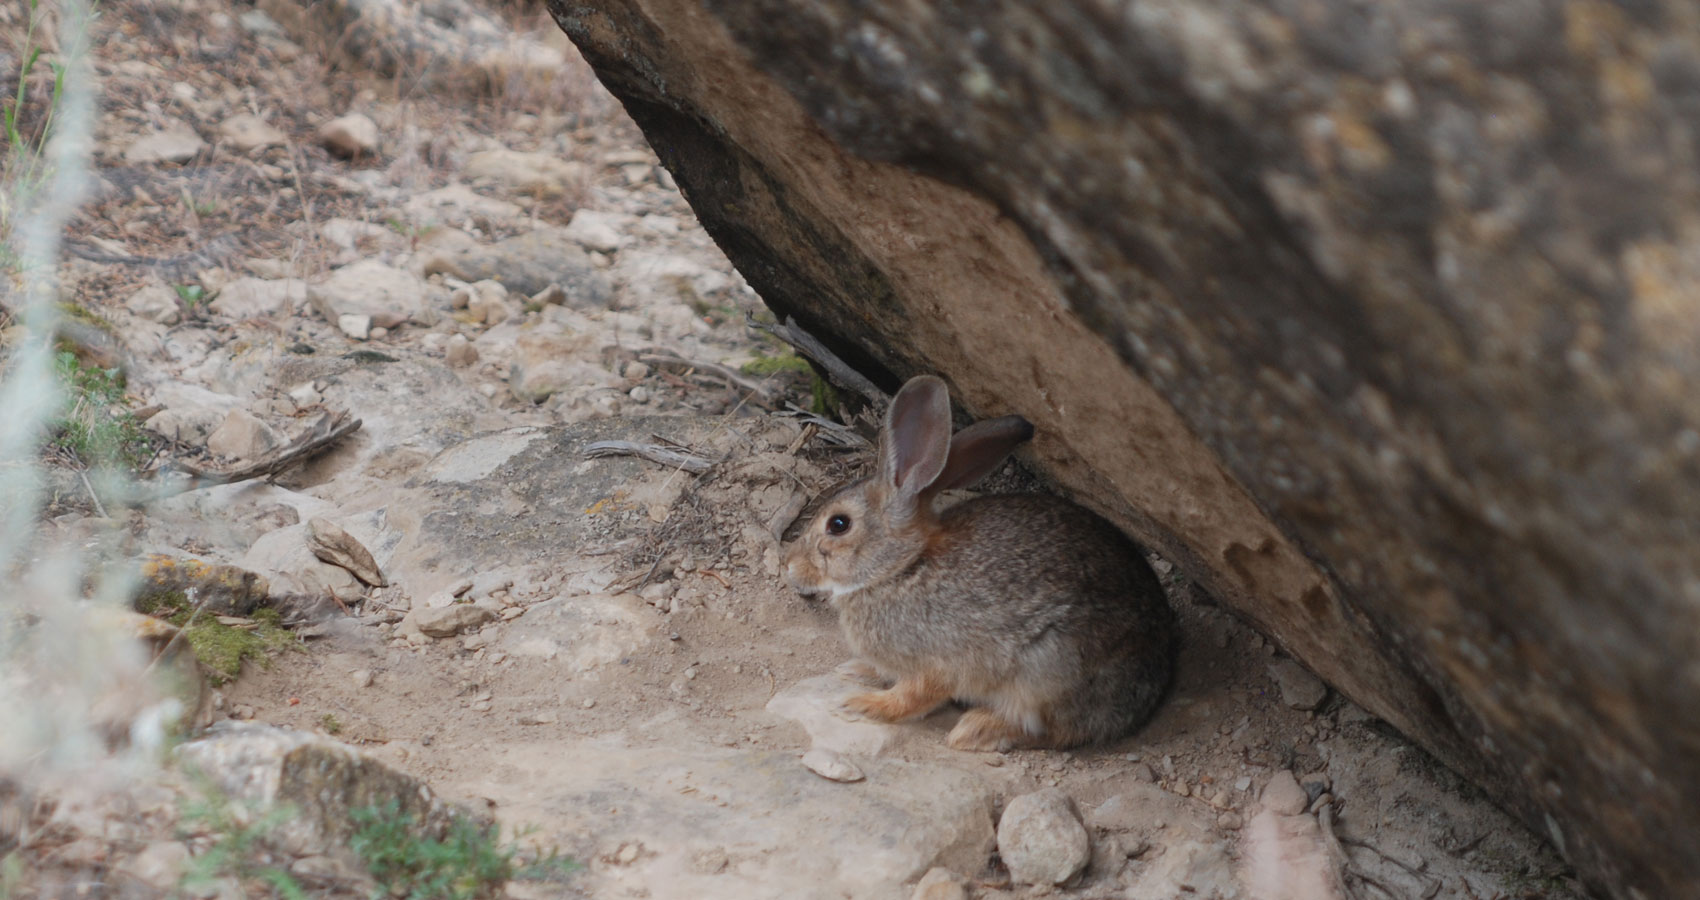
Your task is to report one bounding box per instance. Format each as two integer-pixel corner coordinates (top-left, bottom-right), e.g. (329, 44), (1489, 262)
(543, 2), (1700, 897)
(464, 740), (996, 900)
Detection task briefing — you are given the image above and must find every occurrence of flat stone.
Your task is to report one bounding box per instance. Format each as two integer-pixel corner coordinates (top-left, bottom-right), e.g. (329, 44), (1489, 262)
(507, 330), (607, 403)
(124, 125), (205, 164)
(564, 208), (634, 252)
(219, 113), (287, 151)
(206, 409), (283, 461)
(209, 277), (305, 318)
(338, 313), (372, 340)
(1267, 660), (1328, 711)
(472, 741), (995, 899)
(463, 149), (588, 198)
(309, 260), (424, 328)
(766, 674), (903, 757)
(402, 184), (524, 227)
(318, 113), (378, 158)
(800, 748), (865, 783)
(174, 722), (480, 856)
(427, 230), (614, 301)
(1261, 771), (1308, 817)
(412, 603), (497, 638)
(125, 282), (181, 324)
(911, 867), (969, 900)
(997, 788), (1090, 886)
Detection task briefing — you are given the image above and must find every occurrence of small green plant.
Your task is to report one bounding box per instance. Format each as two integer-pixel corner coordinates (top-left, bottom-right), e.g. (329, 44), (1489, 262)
(385, 217), (425, 238)
(178, 781), (307, 900)
(738, 351), (812, 378)
(319, 713), (342, 735)
(349, 801), (576, 900)
(49, 348), (152, 469)
(173, 283), (206, 307)
(1, 0), (70, 199)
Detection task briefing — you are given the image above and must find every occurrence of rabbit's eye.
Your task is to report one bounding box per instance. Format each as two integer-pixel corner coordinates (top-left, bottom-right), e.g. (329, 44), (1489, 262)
(826, 514), (852, 535)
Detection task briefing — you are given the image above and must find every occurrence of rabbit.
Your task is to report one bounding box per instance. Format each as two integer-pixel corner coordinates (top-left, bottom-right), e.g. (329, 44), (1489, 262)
(783, 374), (1176, 751)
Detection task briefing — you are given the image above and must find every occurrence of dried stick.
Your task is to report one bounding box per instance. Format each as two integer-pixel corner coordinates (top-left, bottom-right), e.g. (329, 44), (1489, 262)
(746, 313), (885, 407)
(171, 411), (362, 490)
(583, 440), (716, 474)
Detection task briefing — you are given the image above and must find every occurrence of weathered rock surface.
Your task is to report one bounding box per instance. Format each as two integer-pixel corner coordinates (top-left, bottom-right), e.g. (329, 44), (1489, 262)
(466, 741), (996, 900)
(428, 229), (614, 302)
(545, 1), (1700, 896)
(208, 277), (306, 319)
(174, 722), (479, 856)
(308, 259), (424, 328)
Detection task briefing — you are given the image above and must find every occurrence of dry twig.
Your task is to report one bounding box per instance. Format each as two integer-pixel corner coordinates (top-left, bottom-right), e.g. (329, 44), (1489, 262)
(583, 440), (717, 473)
(747, 313), (885, 407)
(170, 410), (362, 491)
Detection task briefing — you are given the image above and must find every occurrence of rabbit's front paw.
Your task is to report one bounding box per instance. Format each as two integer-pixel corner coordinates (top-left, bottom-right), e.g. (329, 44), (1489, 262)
(835, 659), (886, 687)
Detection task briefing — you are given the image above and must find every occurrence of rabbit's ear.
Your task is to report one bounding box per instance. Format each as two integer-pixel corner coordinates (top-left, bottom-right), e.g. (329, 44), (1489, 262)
(881, 375), (953, 499)
(933, 415), (1034, 491)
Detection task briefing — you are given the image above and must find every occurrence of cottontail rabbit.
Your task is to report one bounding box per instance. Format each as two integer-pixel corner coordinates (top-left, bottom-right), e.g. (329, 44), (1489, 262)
(783, 375), (1175, 751)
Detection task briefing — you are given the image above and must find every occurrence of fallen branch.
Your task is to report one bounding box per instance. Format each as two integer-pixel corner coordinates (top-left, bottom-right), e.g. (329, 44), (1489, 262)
(172, 410), (362, 489)
(583, 439), (716, 474)
(747, 313), (885, 407)
(775, 404), (871, 448)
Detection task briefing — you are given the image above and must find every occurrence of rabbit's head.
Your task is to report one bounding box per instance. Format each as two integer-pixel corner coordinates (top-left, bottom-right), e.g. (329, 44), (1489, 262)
(782, 375), (1033, 600)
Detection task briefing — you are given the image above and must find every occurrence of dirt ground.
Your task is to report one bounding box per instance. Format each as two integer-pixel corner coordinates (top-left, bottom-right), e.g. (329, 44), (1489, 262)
(4, 0), (1593, 897)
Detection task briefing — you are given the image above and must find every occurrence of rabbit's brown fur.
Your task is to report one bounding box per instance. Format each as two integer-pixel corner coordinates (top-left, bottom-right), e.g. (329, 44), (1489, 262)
(783, 375), (1176, 751)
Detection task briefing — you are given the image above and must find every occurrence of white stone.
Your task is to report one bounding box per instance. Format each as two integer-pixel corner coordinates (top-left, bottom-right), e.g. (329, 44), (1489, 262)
(309, 260), (424, 328)
(124, 125), (205, 164)
(125, 282), (181, 324)
(206, 409), (283, 461)
(444, 334), (478, 367)
(402, 185), (523, 227)
(1267, 659), (1328, 711)
(506, 330), (605, 403)
(801, 748), (865, 783)
(338, 313), (372, 340)
(911, 867), (969, 900)
(564, 209), (633, 252)
(412, 603), (497, 638)
(318, 113), (378, 158)
(463, 149), (587, 198)
(218, 113), (286, 151)
(997, 788), (1090, 886)
(209, 277), (305, 318)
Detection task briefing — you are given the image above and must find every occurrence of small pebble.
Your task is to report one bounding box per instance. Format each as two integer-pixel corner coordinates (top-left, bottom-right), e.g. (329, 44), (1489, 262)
(1262, 771), (1308, 816)
(910, 867), (969, 900)
(615, 843), (641, 865)
(582, 698), (596, 709)
(801, 748), (865, 783)
(350, 669), (373, 689)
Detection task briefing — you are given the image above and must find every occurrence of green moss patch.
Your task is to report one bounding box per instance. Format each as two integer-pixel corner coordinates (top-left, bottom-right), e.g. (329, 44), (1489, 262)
(137, 590), (297, 685)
